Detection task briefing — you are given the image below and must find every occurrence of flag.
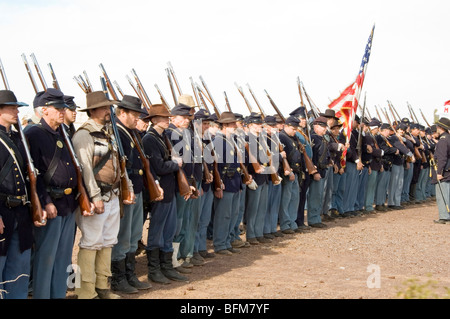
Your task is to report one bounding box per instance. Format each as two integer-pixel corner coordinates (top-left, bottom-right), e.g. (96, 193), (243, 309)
(328, 25), (375, 167)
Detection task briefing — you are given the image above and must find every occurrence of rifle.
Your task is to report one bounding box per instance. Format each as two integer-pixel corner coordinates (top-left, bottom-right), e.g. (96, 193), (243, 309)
(419, 108), (432, 127)
(154, 83), (172, 112)
(296, 76), (305, 107)
(407, 102), (427, 163)
(113, 80), (125, 98)
(223, 91), (232, 112)
(167, 61), (183, 96)
(22, 54), (39, 94)
(131, 68), (153, 110)
(163, 132), (193, 197)
(166, 68), (178, 105)
(47, 63), (60, 90)
(246, 83), (266, 118)
(0, 58), (9, 90)
(126, 75), (147, 110)
(99, 73), (134, 204)
(264, 89), (317, 175)
(60, 125), (93, 214)
(130, 130), (163, 201)
(356, 93), (367, 161)
(234, 82), (253, 114)
(199, 75), (221, 116)
(30, 53), (48, 91)
(1, 57), (45, 225)
(190, 76), (200, 108)
(195, 82), (212, 115)
(15, 121), (46, 225)
(301, 81), (321, 116)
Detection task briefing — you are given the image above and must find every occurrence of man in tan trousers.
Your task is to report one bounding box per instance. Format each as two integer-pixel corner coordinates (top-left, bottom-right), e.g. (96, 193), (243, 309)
(72, 91), (134, 299)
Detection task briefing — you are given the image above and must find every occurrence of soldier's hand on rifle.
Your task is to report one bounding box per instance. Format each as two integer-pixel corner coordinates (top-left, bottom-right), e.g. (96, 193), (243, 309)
(94, 200), (105, 214)
(280, 151), (286, 159)
(255, 166), (265, 174)
(214, 188), (223, 199)
(123, 191), (136, 205)
(356, 160), (363, 171)
(437, 174), (444, 181)
(0, 217), (4, 234)
(173, 156), (183, 167)
(155, 185), (164, 201)
(34, 210), (47, 227)
(45, 203), (58, 219)
(313, 172), (321, 181)
(81, 202), (96, 217)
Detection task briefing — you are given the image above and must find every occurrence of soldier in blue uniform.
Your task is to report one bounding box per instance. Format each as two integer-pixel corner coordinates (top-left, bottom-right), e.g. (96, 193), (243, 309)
(0, 90), (37, 299)
(375, 124), (396, 211)
(339, 115), (364, 217)
(387, 124), (414, 209)
(307, 116), (333, 227)
(363, 118), (383, 213)
(111, 95), (152, 293)
(245, 113), (271, 245)
(289, 107), (312, 230)
(278, 116), (303, 233)
(62, 95), (78, 138)
(212, 112), (249, 255)
(192, 108), (215, 264)
(166, 103), (198, 271)
(263, 115), (286, 239)
(142, 104), (188, 284)
(431, 117), (450, 224)
(25, 88), (79, 299)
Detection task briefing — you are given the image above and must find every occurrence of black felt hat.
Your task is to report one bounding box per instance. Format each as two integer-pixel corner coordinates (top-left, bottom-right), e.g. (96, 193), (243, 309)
(0, 90), (28, 107)
(117, 95), (147, 114)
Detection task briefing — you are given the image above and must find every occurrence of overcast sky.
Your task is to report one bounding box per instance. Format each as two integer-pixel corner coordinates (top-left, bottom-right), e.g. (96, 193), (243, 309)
(1, 0), (449, 124)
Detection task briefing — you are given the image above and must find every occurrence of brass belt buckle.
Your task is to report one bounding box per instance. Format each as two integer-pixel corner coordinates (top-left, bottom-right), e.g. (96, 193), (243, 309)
(64, 188), (73, 195)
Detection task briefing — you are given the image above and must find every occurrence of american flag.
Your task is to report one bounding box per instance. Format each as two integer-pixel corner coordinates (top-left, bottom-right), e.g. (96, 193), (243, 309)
(328, 25), (375, 167)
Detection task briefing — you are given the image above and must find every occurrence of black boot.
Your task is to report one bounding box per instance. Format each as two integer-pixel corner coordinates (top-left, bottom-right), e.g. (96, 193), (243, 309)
(160, 251), (189, 282)
(146, 249), (171, 284)
(125, 252), (152, 290)
(111, 259), (138, 294)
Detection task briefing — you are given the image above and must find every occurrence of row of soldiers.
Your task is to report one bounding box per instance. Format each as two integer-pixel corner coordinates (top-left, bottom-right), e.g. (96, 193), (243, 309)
(0, 87), (449, 299)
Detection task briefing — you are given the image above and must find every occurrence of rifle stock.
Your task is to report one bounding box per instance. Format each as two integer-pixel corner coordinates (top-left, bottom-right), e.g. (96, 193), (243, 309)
(99, 73), (134, 203)
(163, 134), (192, 197)
(14, 122), (45, 225)
(131, 131), (163, 201)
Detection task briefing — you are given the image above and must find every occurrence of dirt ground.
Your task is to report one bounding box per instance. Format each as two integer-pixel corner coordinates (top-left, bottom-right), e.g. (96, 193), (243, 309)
(68, 199), (450, 300)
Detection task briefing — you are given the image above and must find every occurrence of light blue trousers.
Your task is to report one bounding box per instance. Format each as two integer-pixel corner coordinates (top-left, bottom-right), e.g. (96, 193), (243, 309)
(375, 170), (391, 206)
(402, 164), (414, 203)
(307, 177), (325, 224)
(0, 225), (31, 299)
(342, 162), (360, 213)
(213, 191), (240, 251)
(279, 174), (300, 231)
(388, 164), (404, 206)
(194, 187), (214, 253)
(112, 192), (144, 261)
(364, 170), (379, 211)
(264, 181), (282, 234)
(246, 182), (268, 239)
(32, 211), (76, 299)
(435, 181), (450, 220)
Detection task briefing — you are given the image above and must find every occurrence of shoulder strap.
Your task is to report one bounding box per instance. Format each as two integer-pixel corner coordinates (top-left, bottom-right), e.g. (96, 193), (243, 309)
(34, 124), (63, 185)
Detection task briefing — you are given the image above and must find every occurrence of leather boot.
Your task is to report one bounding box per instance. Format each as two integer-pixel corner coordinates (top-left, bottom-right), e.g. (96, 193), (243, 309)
(160, 250), (189, 282)
(125, 252), (151, 290)
(146, 249), (171, 284)
(111, 259), (138, 294)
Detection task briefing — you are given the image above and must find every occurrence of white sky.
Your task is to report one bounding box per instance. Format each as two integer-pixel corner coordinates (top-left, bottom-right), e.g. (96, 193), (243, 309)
(1, 0), (449, 124)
